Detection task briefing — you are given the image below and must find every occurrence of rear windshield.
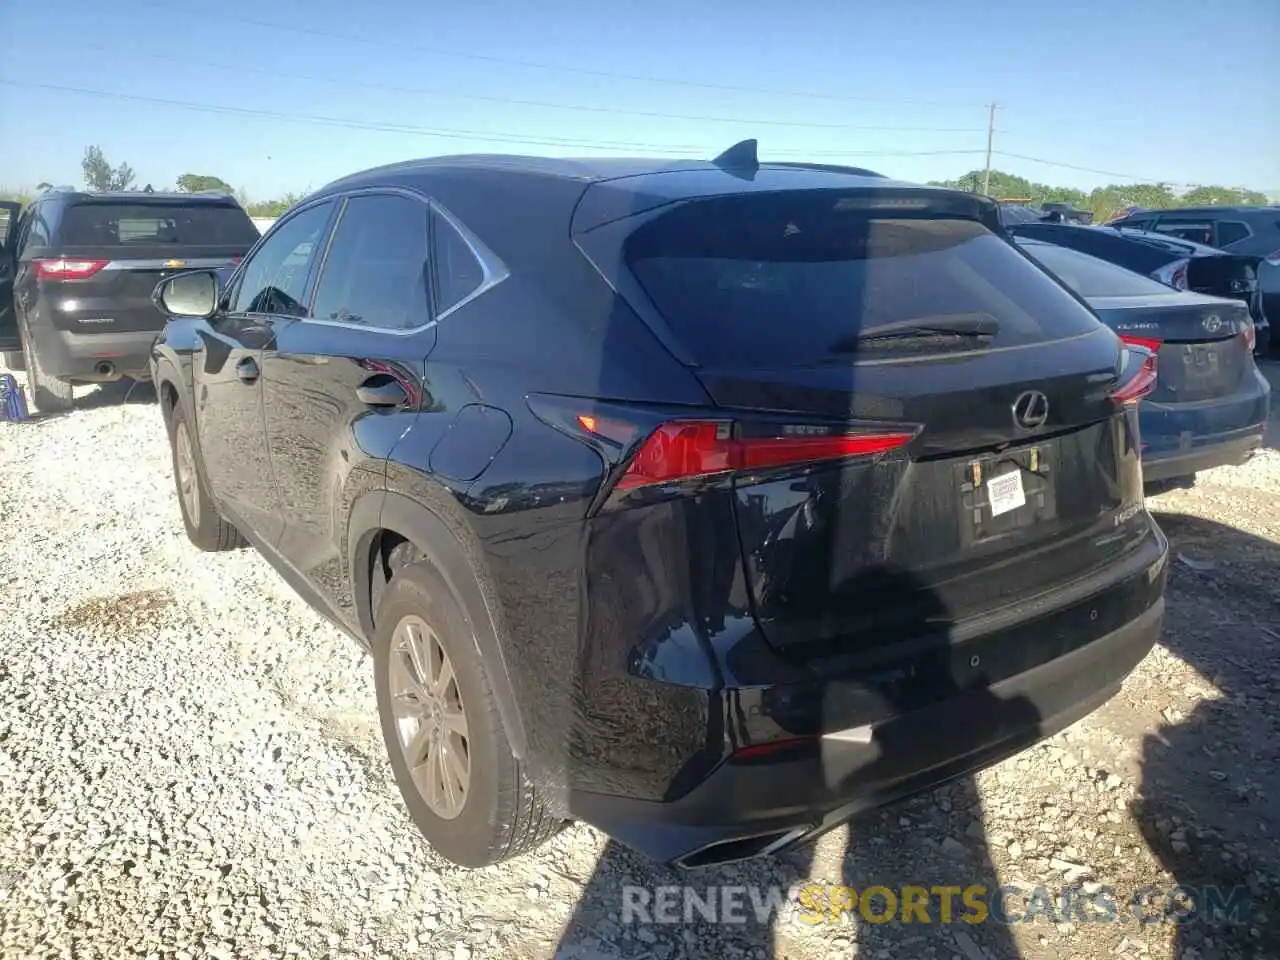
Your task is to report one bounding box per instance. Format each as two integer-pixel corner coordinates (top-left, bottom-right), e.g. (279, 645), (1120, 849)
(59, 202), (259, 247)
(1018, 241), (1173, 298)
(625, 195), (1103, 366)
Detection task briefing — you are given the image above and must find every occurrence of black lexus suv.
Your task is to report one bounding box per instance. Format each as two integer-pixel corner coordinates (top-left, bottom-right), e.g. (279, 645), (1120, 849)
(149, 144), (1169, 869)
(0, 189), (257, 411)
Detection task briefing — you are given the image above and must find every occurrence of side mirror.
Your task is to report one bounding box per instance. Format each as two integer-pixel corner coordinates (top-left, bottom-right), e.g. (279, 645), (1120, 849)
(153, 270), (219, 318)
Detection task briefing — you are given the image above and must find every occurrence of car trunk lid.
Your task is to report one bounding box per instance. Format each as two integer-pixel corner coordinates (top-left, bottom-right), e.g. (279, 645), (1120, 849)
(1091, 293), (1253, 403)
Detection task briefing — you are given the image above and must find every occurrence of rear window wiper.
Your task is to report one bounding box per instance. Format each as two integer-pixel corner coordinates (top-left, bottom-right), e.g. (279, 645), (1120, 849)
(831, 314), (999, 349)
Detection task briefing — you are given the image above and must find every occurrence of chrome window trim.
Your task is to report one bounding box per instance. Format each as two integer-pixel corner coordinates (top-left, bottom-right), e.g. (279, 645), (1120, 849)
(287, 190), (508, 337)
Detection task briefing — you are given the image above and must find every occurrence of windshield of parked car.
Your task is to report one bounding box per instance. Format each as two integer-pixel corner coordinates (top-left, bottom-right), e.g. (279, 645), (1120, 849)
(1018, 240), (1174, 298)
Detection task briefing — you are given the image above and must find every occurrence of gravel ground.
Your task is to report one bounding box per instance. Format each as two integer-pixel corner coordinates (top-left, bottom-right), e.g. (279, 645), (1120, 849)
(1, 362), (1278, 960)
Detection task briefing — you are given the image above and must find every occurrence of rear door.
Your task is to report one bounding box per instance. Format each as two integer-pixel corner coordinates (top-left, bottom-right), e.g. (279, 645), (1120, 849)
(588, 191), (1149, 660)
(194, 200), (338, 545)
(259, 191), (438, 627)
(47, 199), (258, 336)
(0, 201), (22, 352)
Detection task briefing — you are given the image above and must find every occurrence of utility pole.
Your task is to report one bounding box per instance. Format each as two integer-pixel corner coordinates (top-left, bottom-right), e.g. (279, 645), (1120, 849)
(982, 102), (997, 196)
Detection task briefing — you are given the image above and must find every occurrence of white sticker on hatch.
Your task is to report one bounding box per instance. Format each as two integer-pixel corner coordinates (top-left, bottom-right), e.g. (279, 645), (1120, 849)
(987, 470), (1026, 517)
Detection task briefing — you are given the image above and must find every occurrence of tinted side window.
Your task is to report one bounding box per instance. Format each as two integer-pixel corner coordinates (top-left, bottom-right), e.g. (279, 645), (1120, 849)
(231, 202), (334, 317)
(1153, 219), (1214, 245)
(24, 206), (51, 250)
(431, 211), (486, 314)
(1215, 221), (1251, 247)
(310, 194), (429, 330)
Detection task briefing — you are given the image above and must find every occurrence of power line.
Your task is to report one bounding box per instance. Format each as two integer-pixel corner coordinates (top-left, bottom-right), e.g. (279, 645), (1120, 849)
(139, 2), (987, 110)
(993, 150), (1173, 184)
(0, 79), (989, 160)
(70, 43), (986, 135)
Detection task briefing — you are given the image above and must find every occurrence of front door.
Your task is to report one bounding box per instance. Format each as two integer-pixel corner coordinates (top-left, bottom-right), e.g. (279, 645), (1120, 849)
(0, 201), (22, 353)
(260, 191), (438, 629)
(192, 200), (338, 545)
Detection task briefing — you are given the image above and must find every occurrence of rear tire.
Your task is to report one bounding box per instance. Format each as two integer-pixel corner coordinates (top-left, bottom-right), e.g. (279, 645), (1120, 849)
(373, 558), (560, 867)
(23, 337), (72, 414)
(166, 401), (246, 551)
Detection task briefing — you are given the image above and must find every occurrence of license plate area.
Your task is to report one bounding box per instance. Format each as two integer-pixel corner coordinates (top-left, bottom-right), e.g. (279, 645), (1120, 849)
(957, 444), (1057, 548)
(1181, 343), (1221, 378)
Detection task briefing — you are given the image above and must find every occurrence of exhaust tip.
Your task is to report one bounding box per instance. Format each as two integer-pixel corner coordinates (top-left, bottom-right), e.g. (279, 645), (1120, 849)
(676, 827), (811, 868)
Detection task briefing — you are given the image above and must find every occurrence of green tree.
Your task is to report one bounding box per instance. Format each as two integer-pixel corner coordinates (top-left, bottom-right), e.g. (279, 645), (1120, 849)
(81, 145), (136, 191)
(176, 173), (234, 193)
(1178, 185), (1269, 207)
(246, 193), (304, 218)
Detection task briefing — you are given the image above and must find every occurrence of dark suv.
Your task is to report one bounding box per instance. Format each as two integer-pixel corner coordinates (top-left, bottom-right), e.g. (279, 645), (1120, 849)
(149, 148), (1169, 869)
(0, 189), (258, 411)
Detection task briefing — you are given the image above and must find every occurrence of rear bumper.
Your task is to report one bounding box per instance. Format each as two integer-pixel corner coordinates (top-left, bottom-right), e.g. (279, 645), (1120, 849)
(26, 318), (159, 381)
(1138, 371), (1270, 482)
(1141, 428), (1264, 483)
(568, 545), (1166, 867)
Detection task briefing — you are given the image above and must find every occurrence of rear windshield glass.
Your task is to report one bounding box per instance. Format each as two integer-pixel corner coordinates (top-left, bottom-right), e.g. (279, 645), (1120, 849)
(1018, 241), (1173, 298)
(625, 195), (1103, 366)
(59, 202), (259, 247)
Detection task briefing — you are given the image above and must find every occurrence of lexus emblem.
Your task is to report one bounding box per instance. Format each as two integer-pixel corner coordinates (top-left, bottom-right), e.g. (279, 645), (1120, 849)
(1202, 314), (1222, 333)
(1012, 390), (1050, 429)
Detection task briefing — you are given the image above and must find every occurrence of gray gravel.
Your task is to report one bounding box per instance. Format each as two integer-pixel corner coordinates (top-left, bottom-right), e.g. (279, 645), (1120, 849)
(1, 362), (1278, 960)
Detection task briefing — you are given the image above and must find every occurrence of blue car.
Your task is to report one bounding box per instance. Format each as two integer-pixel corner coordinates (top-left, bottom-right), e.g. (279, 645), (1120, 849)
(1017, 237), (1270, 484)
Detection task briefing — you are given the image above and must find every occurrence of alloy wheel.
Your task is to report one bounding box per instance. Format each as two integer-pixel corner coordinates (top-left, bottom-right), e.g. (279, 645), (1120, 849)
(388, 614), (471, 819)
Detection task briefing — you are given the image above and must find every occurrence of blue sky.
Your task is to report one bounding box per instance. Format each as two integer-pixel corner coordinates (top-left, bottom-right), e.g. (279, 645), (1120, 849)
(1, 0), (1277, 201)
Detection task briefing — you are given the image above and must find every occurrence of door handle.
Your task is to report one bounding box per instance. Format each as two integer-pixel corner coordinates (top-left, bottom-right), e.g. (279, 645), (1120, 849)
(356, 377), (407, 407)
(236, 357), (259, 383)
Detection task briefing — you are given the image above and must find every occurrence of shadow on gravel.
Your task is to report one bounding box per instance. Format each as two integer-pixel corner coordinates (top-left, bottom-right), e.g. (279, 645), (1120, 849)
(553, 568), (1037, 960)
(17, 378), (156, 424)
(1136, 509), (1280, 956)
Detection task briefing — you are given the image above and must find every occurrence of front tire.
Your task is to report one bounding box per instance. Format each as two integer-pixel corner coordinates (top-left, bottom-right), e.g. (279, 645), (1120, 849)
(166, 401), (246, 551)
(373, 557), (559, 867)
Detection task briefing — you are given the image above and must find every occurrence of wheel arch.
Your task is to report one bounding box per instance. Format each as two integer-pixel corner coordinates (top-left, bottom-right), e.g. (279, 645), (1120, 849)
(348, 491), (528, 758)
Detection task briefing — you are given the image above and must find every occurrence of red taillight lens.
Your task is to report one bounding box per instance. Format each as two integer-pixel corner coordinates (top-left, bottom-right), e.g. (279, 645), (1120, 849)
(1118, 334), (1163, 353)
(230, 256), (243, 265)
(1242, 322), (1256, 353)
(33, 258), (108, 280)
(1153, 258), (1190, 291)
(1264, 248), (1280, 268)
(609, 420), (913, 491)
(1111, 349), (1159, 405)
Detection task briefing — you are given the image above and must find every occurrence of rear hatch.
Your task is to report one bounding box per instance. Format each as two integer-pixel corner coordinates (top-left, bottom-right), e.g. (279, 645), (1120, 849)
(578, 187), (1151, 662)
(1091, 293), (1254, 403)
(42, 198), (257, 334)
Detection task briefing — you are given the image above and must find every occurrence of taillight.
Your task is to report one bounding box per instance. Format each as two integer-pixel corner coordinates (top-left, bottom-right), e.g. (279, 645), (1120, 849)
(1242, 321), (1256, 354)
(1111, 347), (1159, 405)
(528, 394), (915, 512)
(1118, 333), (1163, 353)
(33, 258), (108, 281)
(1153, 258), (1190, 291)
(608, 421), (914, 491)
(1264, 248), (1280, 267)
(230, 256), (243, 265)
